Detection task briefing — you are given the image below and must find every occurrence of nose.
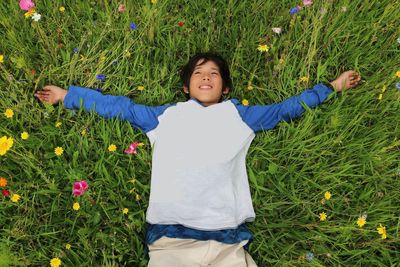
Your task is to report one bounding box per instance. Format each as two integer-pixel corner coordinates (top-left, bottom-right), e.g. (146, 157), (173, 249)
(202, 74), (210, 80)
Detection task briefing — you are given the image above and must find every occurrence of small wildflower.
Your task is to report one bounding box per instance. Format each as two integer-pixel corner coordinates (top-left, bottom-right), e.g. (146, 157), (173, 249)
(257, 44), (269, 52)
(118, 4), (126, 13)
(31, 69), (36, 76)
(378, 93), (383, 100)
(247, 85), (253, 90)
(305, 252), (314, 261)
(290, 6), (301, 15)
(81, 129), (87, 136)
(108, 144), (117, 152)
(50, 257), (62, 267)
(21, 132), (29, 140)
(73, 48), (80, 54)
(300, 76), (309, 82)
(65, 243), (71, 250)
(0, 177), (7, 187)
(395, 83), (400, 90)
(123, 208), (129, 214)
(4, 108), (14, 118)
(73, 202), (80, 211)
(357, 217), (366, 228)
(397, 37), (400, 44)
(19, 0), (35, 11)
(377, 224), (387, 239)
(396, 71), (400, 78)
(124, 142), (143, 154)
(129, 22), (138, 30)
(24, 8), (36, 18)
(320, 198), (326, 205)
(319, 212), (327, 221)
(0, 136), (14, 156)
(137, 85), (145, 91)
(279, 58), (284, 64)
(0, 54), (3, 63)
(11, 194), (21, 203)
(271, 27), (282, 34)
(59, 6), (65, 12)
(303, 0), (313, 6)
(124, 51), (131, 58)
(2, 189), (10, 197)
(135, 194), (141, 201)
(54, 147), (64, 156)
(298, 255), (305, 262)
(96, 74), (106, 81)
(72, 180), (89, 197)
(55, 122), (62, 128)
(242, 99), (249, 106)
(31, 13), (41, 22)
(178, 21), (184, 27)
(324, 191), (331, 200)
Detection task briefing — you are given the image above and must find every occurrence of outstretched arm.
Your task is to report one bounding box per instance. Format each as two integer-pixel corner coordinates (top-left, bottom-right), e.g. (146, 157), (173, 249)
(234, 70), (361, 133)
(35, 85), (171, 133)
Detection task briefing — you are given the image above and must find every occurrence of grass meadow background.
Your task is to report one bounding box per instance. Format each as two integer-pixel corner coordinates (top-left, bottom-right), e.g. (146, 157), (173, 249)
(1, 0), (399, 266)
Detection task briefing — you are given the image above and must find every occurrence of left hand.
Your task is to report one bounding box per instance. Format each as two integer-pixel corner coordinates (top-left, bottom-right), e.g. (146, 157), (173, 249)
(330, 71), (361, 92)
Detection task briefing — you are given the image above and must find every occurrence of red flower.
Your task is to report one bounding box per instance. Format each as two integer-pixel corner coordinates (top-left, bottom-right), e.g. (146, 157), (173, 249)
(72, 180), (89, 197)
(31, 69), (36, 76)
(2, 189), (10, 197)
(178, 21), (184, 27)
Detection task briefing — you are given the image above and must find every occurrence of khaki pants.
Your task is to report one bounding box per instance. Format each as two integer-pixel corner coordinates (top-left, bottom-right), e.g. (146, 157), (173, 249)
(148, 236), (258, 267)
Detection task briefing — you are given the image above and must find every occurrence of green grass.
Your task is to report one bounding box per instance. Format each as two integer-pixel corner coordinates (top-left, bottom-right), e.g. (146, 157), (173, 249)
(1, 0), (399, 266)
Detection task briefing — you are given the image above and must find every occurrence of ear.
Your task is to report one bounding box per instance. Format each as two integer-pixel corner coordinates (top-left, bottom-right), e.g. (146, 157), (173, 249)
(222, 87), (230, 95)
(183, 86), (189, 94)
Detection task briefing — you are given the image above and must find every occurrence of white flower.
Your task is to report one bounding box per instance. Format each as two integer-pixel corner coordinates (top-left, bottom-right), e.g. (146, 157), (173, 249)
(272, 27), (282, 34)
(32, 13), (41, 22)
(397, 37), (400, 44)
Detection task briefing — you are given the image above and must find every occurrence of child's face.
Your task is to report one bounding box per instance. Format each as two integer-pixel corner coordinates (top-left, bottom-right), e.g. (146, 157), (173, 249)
(184, 59), (229, 106)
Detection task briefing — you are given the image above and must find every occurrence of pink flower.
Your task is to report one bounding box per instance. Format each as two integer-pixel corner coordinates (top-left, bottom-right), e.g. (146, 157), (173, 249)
(2, 189), (10, 197)
(303, 0), (313, 6)
(124, 142), (141, 154)
(72, 180), (89, 197)
(118, 4), (126, 13)
(19, 0), (35, 11)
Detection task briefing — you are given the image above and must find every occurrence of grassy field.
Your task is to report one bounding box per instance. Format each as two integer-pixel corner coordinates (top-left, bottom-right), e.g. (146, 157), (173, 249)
(1, 0), (399, 266)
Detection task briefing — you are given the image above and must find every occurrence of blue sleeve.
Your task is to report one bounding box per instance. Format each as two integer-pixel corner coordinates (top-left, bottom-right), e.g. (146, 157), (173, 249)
(63, 85), (171, 133)
(233, 83), (334, 132)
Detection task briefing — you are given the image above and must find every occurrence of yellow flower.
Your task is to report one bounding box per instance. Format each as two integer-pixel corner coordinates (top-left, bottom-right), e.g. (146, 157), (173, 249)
(24, 9), (36, 18)
(377, 224), (387, 239)
(55, 122), (62, 128)
(54, 147), (64, 156)
(123, 208), (129, 214)
(73, 202), (80, 211)
(81, 129), (87, 136)
(279, 58), (285, 64)
(11, 194), (21, 203)
(137, 86), (145, 91)
(21, 132), (29, 140)
(124, 51), (131, 58)
(0, 177), (7, 187)
(319, 212), (327, 221)
(378, 93), (383, 100)
(396, 71), (400, 78)
(59, 6), (65, 12)
(0, 54), (3, 63)
(242, 99), (249, 106)
(151, 0), (158, 4)
(4, 108), (14, 118)
(135, 194), (141, 201)
(65, 243), (71, 250)
(357, 217), (366, 228)
(247, 85), (253, 90)
(0, 136), (14, 156)
(108, 144), (117, 152)
(324, 191), (331, 200)
(50, 257), (62, 267)
(257, 44), (269, 52)
(300, 76), (309, 82)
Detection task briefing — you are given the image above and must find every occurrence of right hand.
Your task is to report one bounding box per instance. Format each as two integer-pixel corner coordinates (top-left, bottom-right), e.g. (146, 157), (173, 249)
(34, 85), (68, 105)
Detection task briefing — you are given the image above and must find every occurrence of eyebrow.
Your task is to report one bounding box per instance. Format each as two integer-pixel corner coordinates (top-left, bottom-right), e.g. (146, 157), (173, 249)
(194, 66), (220, 71)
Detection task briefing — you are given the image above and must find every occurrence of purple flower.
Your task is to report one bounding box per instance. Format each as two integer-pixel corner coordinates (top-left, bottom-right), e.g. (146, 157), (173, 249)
(96, 74), (106, 81)
(129, 23), (137, 30)
(73, 48), (80, 54)
(396, 83), (400, 90)
(290, 6), (300, 15)
(305, 252), (314, 261)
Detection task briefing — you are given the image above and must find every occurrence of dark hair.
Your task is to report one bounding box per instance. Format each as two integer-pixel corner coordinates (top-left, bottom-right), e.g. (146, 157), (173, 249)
(180, 52), (233, 96)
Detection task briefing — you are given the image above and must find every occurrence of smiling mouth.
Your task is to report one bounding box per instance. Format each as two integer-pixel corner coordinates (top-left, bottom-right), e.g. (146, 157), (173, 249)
(199, 85), (212, 89)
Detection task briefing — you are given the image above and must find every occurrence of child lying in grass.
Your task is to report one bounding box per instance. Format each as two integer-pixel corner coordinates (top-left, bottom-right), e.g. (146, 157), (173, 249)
(35, 52), (361, 266)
